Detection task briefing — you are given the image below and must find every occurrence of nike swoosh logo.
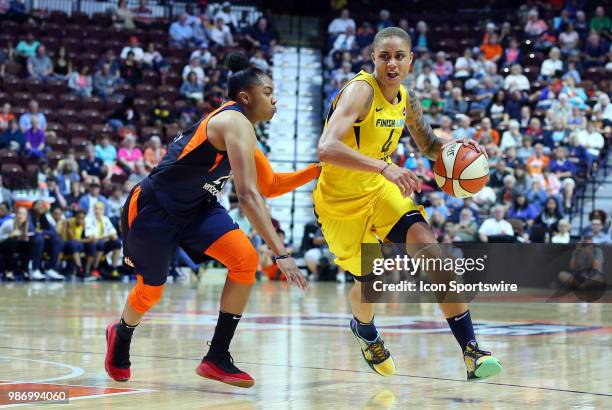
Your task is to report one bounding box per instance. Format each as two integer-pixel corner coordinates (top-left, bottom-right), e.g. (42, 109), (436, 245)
(375, 107), (383, 112)
(455, 312), (469, 321)
(232, 316), (241, 320)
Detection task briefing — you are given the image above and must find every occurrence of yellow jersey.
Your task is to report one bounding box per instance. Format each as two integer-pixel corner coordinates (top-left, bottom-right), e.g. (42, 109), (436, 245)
(313, 71), (407, 218)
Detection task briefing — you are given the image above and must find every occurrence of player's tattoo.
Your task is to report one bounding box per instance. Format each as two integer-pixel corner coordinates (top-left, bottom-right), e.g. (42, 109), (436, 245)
(406, 90), (445, 160)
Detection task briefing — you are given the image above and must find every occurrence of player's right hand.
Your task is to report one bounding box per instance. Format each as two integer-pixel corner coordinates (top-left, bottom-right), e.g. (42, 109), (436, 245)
(382, 164), (421, 197)
(276, 257), (308, 290)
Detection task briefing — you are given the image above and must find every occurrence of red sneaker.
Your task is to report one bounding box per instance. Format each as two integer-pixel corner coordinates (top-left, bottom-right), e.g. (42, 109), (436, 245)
(196, 353), (254, 388)
(105, 321), (131, 381)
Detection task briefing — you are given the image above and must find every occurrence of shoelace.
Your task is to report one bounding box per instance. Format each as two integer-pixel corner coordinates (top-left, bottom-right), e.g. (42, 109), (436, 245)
(466, 344), (491, 357)
(366, 340), (389, 362)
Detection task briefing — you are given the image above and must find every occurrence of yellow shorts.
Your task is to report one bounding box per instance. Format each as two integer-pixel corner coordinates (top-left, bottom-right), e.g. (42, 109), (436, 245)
(315, 182), (427, 276)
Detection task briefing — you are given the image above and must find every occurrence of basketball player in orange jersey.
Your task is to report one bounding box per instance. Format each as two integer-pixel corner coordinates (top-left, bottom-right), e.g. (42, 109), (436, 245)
(314, 27), (502, 380)
(105, 52), (319, 388)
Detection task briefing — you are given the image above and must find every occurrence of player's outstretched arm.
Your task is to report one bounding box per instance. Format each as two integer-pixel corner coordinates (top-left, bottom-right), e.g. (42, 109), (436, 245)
(254, 149), (321, 198)
(222, 113), (307, 289)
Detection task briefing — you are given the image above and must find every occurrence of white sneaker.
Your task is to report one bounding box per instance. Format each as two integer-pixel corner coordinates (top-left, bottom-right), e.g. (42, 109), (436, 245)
(336, 272), (345, 283)
(45, 269), (65, 281)
(30, 270), (45, 280)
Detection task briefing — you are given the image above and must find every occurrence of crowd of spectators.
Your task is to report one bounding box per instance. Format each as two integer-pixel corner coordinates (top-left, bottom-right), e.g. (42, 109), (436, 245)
(0, 1), (281, 282)
(311, 2), (611, 280)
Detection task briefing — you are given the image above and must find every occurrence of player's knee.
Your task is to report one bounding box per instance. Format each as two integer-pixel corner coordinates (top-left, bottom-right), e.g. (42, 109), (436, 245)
(227, 244), (258, 285)
(128, 278), (164, 313)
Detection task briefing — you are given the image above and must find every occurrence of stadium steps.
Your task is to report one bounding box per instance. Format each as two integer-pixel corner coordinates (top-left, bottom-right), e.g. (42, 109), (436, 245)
(572, 154), (612, 235)
(275, 15), (324, 48)
(268, 46), (323, 246)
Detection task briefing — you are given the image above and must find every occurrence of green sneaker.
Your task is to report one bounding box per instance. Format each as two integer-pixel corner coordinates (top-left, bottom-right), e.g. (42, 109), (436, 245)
(464, 341), (502, 380)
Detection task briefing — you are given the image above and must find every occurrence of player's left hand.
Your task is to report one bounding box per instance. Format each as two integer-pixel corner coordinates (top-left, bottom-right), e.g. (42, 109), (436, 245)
(444, 139), (488, 159)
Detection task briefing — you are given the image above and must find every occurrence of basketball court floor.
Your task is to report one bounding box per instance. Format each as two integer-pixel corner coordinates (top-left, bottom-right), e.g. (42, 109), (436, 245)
(1, 270), (611, 409)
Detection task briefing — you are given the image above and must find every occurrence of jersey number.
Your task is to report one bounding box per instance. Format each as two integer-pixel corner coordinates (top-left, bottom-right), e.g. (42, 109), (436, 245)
(381, 129), (394, 154)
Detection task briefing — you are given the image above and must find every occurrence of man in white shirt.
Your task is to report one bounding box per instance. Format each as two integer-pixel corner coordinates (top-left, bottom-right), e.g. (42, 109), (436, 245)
(84, 202), (122, 278)
(504, 64), (530, 91)
(182, 57), (206, 85)
(209, 17), (234, 47)
(120, 36), (145, 62)
(214, 1), (238, 32)
(540, 47), (563, 78)
(328, 9), (356, 37)
(478, 205), (515, 242)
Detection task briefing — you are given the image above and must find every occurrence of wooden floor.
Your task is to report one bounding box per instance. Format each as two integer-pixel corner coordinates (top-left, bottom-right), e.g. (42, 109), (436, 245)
(1, 271), (611, 409)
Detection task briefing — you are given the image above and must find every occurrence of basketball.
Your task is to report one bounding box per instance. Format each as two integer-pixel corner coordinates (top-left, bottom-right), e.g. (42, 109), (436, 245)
(433, 142), (489, 198)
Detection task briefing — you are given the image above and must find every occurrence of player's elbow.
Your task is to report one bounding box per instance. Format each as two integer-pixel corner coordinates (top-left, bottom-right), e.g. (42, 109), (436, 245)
(317, 140), (335, 162)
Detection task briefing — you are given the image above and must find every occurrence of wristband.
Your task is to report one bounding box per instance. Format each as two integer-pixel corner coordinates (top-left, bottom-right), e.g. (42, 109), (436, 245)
(380, 163), (391, 174)
(272, 254), (290, 263)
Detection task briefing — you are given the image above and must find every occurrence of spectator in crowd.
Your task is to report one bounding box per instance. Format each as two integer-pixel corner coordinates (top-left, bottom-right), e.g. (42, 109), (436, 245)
(487, 90), (508, 126)
(540, 47), (563, 80)
(444, 87), (468, 117)
(328, 9), (355, 38)
(589, 6), (610, 36)
(182, 57), (206, 85)
(120, 36), (144, 62)
(415, 64), (439, 90)
(433, 51), (453, 82)
(481, 33), (503, 63)
(53, 46), (72, 79)
(67, 65), (93, 97)
(534, 196), (563, 232)
(582, 218), (610, 244)
(210, 17), (235, 48)
(551, 218), (571, 243)
(148, 97), (174, 126)
(106, 185), (126, 227)
(214, 1), (238, 33)
(414, 20), (428, 51)
(96, 49), (121, 79)
(95, 134), (118, 167)
(117, 135), (142, 174)
(142, 42), (168, 73)
(93, 63), (119, 100)
(508, 193), (538, 223)
(489, 159), (512, 189)
(377, 9), (393, 31)
(132, 0), (154, 26)
(0, 206), (34, 281)
(127, 160), (147, 185)
(478, 205), (515, 242)
(169, 14), (194, 48)
(180, 71), (204, 101)
(592, 93), (612, 127)
(190, 43), (212, 66)
(0, 176), (13, 209)
(452, 207), (478, 242)
(120, 51), (142, 87)
(45, 177), (67, 210)
(245, 17), (278, 53)
(0, 102), (14, 132)
(79, 180), (108, 218)
(250, 48), (269, 72)
(524, 10), (547, 37)
(559, 23), (580, 55)
(475, 117), (500, 145)
(329, 25), (356, 56)
(143, 135), (166, 171)
(504, 64), (530, 91)
(583, 32), (608, 68)
(29, 200), (64, 280)
(24, 116), (45, 158)
(84, 202), (122, 278)
(500, 119), (522, 151)
(452, 114), (476, 140)
(108, 96), (140, 130)
(549, 147), (577, 210)
(527, 143), (550, 175)
(27, 44), (53, 80)
(1, 119), (24, 152)
(192, 15), (212, 47)
(19, 100), (46, 132)
(79, 144), (106, 181)
(15, 32), (39, 61)
(454, 48), (478, 79)
(576, 122), (605, 158)
(113, 0), (135, 30)
(503, 38), (521, 67)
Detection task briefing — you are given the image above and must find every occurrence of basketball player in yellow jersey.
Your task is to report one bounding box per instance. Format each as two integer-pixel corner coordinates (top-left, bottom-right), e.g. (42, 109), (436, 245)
(314, 27), (502, 380)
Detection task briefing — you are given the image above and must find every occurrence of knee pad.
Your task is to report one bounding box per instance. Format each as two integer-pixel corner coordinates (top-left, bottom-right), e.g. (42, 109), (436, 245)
(206, 229), (258, 285)
(127, 275), (164, 313)
(226, 241), (258, 285)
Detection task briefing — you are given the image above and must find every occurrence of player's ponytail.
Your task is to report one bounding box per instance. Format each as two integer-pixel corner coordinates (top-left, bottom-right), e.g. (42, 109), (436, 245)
(225, 51), (267, 101)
